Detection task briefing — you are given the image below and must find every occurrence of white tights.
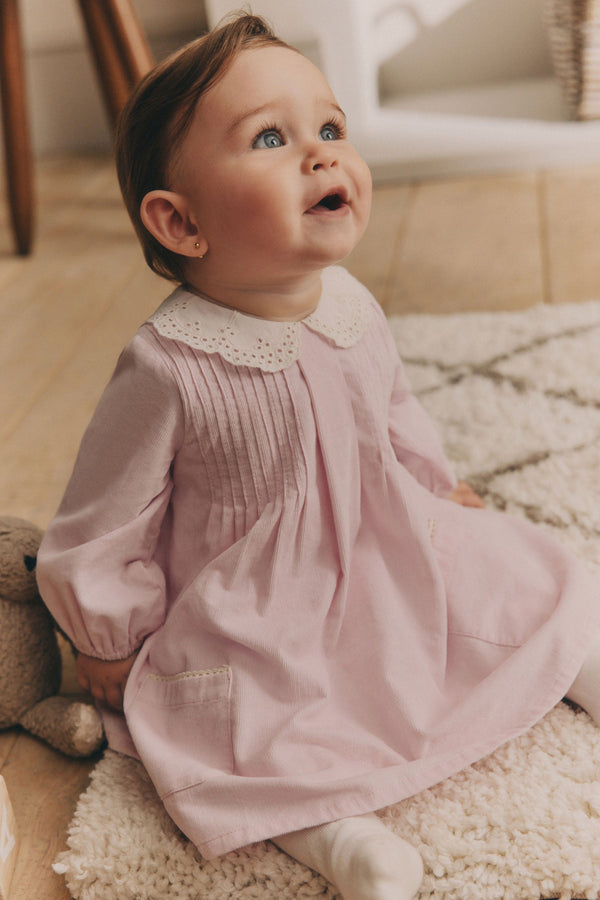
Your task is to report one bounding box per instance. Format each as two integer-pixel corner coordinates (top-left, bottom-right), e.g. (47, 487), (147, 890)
(272, 630), (600, 900)
(273, 812), (423, 900)
(566, 628), (600, 725)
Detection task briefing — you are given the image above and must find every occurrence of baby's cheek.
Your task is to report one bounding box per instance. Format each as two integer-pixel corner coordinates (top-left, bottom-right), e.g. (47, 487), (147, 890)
(346, 153), (372, 223)
(230, 187), (280, 232)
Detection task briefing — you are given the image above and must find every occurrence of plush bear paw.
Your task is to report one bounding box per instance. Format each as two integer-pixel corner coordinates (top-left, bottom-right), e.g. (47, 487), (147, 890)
(19, 695), (105, 757)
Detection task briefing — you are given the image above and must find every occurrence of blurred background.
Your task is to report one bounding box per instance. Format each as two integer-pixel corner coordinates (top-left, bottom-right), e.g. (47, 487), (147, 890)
(16, 0), (600, 177)
(17, 0), (207, 159)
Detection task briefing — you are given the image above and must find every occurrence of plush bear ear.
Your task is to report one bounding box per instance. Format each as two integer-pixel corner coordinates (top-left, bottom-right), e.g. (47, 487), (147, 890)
(0, 517), (44, 605)
(140, 190), (208, 259)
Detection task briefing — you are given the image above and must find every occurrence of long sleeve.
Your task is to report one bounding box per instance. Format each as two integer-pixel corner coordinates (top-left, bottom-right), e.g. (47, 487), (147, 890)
(37, 329), (185, 660)
(376, 305), (457, 496)
(388, 356), (457, 496)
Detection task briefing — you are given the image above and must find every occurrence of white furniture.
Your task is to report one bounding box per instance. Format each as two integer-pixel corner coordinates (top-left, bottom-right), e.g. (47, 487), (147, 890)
(205, 0), (600, 179)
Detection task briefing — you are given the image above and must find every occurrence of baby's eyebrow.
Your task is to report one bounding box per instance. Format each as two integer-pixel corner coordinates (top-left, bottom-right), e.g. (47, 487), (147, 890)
(227, 102), (276, 136)
(327, 103), (346, 121)
(226, 100), (346, 136)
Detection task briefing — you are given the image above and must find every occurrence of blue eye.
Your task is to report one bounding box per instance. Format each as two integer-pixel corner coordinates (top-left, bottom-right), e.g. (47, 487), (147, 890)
(319, 124), (339, 141)
(253, 129), (284, 149)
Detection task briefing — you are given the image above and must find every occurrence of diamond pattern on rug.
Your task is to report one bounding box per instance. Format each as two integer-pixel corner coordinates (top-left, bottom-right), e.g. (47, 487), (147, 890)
(390, 301), (600, 568)
(55, 301), (600, 900)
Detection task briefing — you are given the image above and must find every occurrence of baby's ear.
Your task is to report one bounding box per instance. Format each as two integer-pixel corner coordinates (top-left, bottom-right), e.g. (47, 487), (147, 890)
(140, 190), (208, 258)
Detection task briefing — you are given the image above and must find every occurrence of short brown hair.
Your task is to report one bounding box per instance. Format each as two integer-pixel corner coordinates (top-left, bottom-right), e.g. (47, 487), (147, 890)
(115, 13), (290, 283)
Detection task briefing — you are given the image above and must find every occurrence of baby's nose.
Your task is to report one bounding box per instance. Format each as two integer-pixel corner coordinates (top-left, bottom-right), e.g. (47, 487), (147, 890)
(303, 140), (339, 173)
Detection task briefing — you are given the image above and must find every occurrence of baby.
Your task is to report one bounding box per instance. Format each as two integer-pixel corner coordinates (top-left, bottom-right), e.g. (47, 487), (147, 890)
(38, 14), (600, 900)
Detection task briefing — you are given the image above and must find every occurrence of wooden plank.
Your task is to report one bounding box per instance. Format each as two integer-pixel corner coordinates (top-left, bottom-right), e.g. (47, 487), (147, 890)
(0, 164), (146, 443)
(0, 263), (164, 526)
(386, 172), (545, 315)
(0, 733), (19, 769)
(542, 164), (600, 305)
(2, 732), (95, 900)
(0, 157), (115, 303)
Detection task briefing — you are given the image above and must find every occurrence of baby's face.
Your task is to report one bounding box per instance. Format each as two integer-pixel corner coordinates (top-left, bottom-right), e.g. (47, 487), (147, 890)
(170, 45), (372, 296)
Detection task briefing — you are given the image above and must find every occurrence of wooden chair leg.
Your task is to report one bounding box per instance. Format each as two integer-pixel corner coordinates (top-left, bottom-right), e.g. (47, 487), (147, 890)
(103, 0), (154, 85)
(0, 0), (153, 255)
(0, 0), (34, 255)
(76, 0), (153, 129)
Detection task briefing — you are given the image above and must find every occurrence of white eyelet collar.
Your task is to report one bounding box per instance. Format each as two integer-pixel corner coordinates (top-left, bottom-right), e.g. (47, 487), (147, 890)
(148, 266), (373, 372)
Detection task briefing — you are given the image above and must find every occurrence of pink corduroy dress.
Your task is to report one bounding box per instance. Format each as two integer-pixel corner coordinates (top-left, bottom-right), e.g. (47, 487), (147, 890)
(38, 266), (600, 858)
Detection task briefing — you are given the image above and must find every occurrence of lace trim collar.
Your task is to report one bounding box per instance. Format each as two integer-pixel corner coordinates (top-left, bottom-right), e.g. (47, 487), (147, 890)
(148, 267), (372, 372)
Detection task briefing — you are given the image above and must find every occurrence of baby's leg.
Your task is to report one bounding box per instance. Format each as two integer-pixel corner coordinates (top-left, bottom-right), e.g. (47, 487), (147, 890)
(566, 628), (600, 725)
(272, 812), (423, 900)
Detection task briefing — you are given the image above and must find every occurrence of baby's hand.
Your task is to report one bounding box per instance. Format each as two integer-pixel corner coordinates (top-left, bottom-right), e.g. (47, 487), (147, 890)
(447, 480), (486, 509)
(76, 650), (139, 711)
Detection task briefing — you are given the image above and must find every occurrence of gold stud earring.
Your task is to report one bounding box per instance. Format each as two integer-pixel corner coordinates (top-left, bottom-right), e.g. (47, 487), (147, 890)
(193, 241), (204, 259)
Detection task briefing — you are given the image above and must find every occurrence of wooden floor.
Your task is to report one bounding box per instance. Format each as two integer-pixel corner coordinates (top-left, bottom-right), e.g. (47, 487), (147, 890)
(2, 155), (600, 899)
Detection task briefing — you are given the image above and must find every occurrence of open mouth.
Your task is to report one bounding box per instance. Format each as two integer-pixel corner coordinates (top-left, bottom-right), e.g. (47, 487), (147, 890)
(314, 192), (345, 211)
(306, 189), (350, 216)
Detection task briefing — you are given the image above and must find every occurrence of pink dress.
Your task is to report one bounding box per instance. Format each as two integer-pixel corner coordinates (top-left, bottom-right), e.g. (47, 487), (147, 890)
(38, 266), (600, 859)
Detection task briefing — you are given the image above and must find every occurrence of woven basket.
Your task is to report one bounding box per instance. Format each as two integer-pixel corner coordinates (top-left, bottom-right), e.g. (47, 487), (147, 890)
(545, 0), (600, 119)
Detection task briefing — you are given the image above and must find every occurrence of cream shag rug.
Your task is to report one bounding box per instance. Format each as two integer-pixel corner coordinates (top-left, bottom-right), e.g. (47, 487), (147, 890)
(55, 301), (600, 900)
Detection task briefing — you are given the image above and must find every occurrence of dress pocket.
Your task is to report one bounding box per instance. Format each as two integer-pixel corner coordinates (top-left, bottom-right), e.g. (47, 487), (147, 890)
(127, 666), (234, 798)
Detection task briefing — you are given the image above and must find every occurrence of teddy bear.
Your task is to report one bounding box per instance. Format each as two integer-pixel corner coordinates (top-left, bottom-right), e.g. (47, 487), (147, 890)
(0, 515), (104, 757)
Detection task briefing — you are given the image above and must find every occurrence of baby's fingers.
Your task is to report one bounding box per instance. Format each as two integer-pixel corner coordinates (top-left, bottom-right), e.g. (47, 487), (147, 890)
(84, 679), (123, 711)
(447, 481), (485, 508)
(102, 682), (125, 711)
(76, 670), (91, 694)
